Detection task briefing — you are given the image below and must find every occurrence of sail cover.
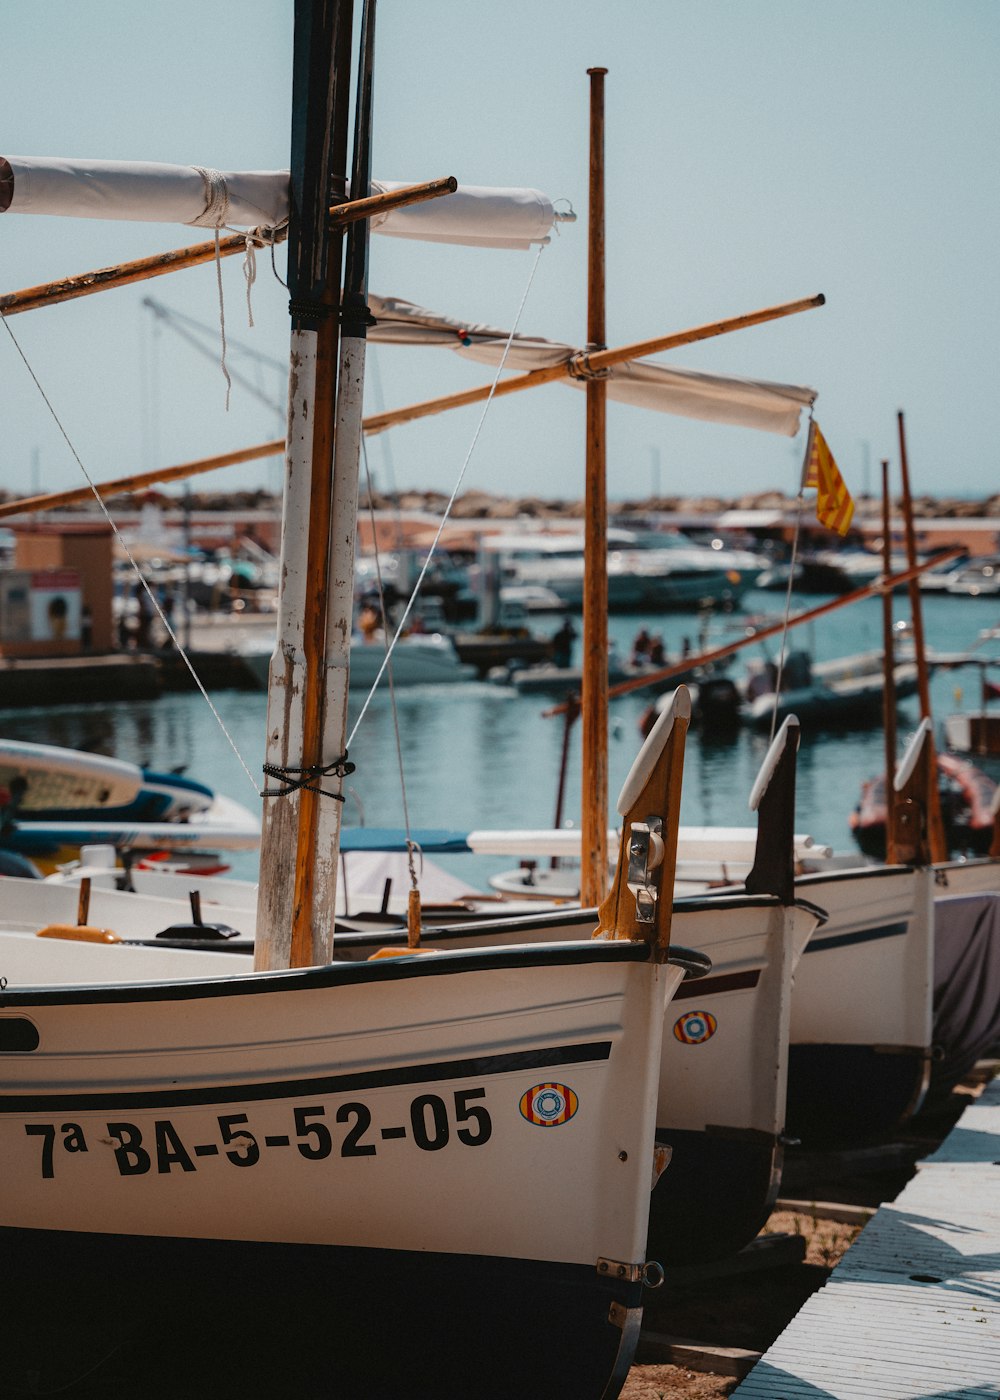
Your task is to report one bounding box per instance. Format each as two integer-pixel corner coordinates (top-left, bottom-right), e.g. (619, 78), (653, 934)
(0, 157), (556, 248)
(368, 293), (817, 436)
(366, 180), (555, 250)
(0, 158), (289, 228)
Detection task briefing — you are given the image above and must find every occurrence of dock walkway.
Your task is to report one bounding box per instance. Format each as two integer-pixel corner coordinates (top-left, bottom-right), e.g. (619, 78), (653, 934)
(733, 1077), (1000, 1398)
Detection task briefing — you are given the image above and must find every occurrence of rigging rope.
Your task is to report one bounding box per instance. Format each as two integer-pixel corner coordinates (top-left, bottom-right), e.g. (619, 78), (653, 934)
(768, 488), (807, 745)
(360, 433), (418, 893)
(347, 241), (546, 747)
(0, 310), (263, 799)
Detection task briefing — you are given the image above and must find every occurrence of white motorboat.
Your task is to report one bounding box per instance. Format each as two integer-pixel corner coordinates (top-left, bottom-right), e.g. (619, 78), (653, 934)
(491, 527), (749, 611)
(741, 647), (920, 730)
(238, 628), (476, 688)
(945, 557), (1000, 597)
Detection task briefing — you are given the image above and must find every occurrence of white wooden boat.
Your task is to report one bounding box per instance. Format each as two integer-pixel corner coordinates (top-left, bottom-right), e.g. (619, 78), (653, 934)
(286, 716), (824, 1264)
(0, 12), (711, 1395)
(1, 693), (703, 1397)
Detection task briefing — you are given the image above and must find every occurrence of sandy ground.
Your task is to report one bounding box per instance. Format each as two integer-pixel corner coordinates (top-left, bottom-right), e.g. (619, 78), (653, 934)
(620, 1079), (985, 1399)
(621, 1208), (864, 1399)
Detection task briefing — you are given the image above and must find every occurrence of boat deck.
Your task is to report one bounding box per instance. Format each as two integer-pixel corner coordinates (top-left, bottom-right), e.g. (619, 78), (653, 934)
(733, 1076), (1000, 1398)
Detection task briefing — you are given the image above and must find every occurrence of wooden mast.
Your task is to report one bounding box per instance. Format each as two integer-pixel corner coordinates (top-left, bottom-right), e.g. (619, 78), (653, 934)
(307, 0), (379, 960)
(880, 458), (899, 863)
(255, 0), (353, 971)
(580, 66), (609, 909)
(897, 410), (948, 862)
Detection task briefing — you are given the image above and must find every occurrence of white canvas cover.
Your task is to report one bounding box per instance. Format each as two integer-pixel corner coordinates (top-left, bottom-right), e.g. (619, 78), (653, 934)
(0, 157), (289, 227)
(366, 180), (555, 250)
(0, 158), (557, 248)
(368, 293), (817, 436)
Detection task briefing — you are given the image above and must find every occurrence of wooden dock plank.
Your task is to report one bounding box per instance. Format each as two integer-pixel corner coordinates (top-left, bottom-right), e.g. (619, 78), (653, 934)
(733, 1078), (1000, 1399)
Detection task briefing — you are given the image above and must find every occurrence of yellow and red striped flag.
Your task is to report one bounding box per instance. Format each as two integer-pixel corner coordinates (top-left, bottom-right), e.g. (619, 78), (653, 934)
(803, 421), (854, 536)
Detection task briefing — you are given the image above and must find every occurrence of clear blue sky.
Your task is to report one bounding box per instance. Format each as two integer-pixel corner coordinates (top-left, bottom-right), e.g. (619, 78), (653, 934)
(2, 0), (997, 505)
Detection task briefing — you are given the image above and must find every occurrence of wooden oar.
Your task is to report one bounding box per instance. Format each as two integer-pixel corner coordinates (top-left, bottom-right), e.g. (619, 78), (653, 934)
(0, 178), (458, 317)
(596, 685), (690, 957)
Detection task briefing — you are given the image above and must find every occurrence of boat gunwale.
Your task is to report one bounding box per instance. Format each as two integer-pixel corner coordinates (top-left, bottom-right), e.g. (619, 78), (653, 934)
(0, 935), (702, 1009)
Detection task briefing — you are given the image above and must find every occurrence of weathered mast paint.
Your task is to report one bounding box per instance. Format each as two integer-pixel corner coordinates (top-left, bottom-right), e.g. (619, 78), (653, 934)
(256, 0), (354, 969)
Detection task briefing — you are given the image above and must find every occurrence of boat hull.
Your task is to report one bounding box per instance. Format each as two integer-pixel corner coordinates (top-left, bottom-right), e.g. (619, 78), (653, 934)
(2, 1227), (642, 1399)
(0, 941), (676, 1399)
(788, 865), (933, 1144)
(329, 894), (817, 1263)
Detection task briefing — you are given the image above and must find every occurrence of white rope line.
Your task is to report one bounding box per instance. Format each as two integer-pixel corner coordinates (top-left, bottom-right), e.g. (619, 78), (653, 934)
(767, 414), (813, 744)
(768, 490), (806, 745)
(0, 311), (262, 799)
(347, 242), (547, 746)
(213, 229), (233, 411)
(360, 436), (418, 889)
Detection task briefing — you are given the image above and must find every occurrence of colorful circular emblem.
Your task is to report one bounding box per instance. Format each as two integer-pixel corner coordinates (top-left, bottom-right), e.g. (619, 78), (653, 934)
(673, 1009), (718, 1045)
(519, 1082), (579, 1126)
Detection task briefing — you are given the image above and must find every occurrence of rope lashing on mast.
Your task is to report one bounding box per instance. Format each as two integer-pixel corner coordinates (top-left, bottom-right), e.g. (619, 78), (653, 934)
(183, 167), (290, 403)
(566, 349), (612, 380)
(261, 755), (356, 801)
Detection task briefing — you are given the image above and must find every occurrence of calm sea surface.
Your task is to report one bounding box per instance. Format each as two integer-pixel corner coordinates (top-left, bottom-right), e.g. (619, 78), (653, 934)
(3, 589), (998, 888)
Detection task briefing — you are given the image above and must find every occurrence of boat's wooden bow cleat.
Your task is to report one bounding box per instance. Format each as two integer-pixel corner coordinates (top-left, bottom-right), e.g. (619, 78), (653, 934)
(595, 686), (690, 957)
(745, 715), (800, 904)
(893, 717), (933, 867)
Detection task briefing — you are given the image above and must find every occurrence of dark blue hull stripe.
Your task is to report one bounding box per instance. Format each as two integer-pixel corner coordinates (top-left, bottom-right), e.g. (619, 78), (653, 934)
(804, 920), (909, 954)
(0, 1039), (611, 1115)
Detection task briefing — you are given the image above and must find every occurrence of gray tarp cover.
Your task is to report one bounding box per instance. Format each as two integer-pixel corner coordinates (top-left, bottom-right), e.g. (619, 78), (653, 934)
(926, 891), (1000, 1107)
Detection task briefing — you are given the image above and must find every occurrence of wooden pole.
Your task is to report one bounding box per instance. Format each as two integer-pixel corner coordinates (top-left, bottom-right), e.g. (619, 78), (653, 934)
(543, 550), (965, 716)
(362, 293), (825, 436)
(897, 410), (948, 862)
(255, 0), (353, 972)
(880, 459), (898, 863)
(580, 66), (609, 909)
(0, 440), (285, 520)
(0, 290), (823, 523)
(0, 178), (457, 318)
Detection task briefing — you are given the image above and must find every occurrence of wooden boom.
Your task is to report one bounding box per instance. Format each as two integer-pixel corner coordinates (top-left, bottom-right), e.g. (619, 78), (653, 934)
(362, 294), (825, 436)
(0, 178), (457, 317)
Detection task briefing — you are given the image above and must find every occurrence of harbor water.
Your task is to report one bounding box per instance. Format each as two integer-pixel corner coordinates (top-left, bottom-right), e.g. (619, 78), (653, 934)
(3, 588), (997, 890)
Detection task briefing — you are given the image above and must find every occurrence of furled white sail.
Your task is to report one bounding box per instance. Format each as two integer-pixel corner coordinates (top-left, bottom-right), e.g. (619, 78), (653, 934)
(0, 157), (557, 248)
(0, 158), (289, 228)
(367, 180), (555, 250)
(368, 293), (817, 436)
